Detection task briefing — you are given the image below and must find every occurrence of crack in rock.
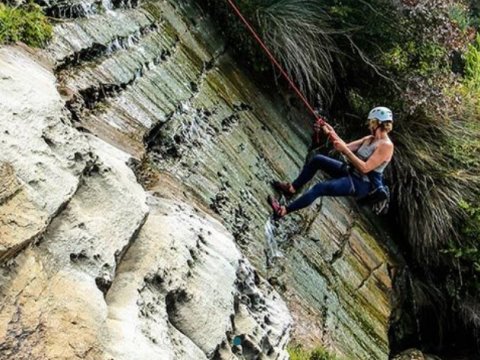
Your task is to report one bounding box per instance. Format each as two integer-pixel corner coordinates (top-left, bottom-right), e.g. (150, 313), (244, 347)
(356, 262), (384, 291)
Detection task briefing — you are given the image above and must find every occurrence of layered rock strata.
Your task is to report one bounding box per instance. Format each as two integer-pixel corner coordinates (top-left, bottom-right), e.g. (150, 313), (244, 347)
(0, 0), (402, 358)
(0, 46), (290, 360)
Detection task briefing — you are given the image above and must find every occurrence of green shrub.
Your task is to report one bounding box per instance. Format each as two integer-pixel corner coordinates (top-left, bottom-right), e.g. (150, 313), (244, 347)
(448, 2), (472, 31)
(288, 345), (341, 360)
(464, 34), (480, 90)
(0, 2), (52, 47)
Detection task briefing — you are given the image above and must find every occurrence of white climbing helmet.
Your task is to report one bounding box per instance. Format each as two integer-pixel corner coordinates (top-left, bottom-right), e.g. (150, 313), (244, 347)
(368, 106), (393, 123)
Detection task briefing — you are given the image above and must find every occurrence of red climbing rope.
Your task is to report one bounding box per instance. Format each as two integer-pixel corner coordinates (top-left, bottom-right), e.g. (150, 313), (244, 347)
(226, 0), (328, 127)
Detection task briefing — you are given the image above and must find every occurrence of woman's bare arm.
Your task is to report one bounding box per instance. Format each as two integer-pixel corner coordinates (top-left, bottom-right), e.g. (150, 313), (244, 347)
(346, 136), (372, 152)
(334, 140), (394, 174)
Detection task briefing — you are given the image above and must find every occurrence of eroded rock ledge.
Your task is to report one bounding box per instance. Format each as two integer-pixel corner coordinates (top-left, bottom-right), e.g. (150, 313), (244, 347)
(0, 45), (290, 360)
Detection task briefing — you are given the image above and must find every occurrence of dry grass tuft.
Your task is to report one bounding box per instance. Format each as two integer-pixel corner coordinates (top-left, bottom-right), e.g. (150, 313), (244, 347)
(254, 0), (340, 101)
(390, 104), (480, 264)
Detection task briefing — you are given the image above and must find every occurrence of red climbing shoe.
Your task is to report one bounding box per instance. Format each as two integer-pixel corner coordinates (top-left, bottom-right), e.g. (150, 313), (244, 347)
(267, 195), (287, 219)
(271, 181), (295, 198)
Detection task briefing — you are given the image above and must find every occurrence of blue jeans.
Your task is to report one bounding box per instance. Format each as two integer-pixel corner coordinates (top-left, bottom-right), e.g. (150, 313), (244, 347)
(287, 155), (371, 213)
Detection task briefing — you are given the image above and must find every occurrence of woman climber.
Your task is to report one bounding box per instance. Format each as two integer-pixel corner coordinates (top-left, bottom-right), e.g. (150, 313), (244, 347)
(268, 106), (394, 218)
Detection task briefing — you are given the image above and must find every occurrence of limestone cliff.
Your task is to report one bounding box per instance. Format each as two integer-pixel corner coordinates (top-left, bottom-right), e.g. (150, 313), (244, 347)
(0, 0), (402, 359)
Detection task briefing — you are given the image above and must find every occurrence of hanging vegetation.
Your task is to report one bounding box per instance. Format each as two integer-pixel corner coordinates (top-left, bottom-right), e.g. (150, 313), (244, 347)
(0, 1), (52, 47)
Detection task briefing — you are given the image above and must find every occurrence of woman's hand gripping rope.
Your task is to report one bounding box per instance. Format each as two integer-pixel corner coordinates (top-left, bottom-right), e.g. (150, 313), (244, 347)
(314, 117), (339, 144)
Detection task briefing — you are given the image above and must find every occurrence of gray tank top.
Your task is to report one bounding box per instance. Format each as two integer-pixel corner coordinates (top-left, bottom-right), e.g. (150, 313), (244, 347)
(355, 139), (390, 174)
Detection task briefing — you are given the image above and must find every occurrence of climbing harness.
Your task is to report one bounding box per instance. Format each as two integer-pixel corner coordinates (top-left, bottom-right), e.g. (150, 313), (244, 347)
(226, 0), (332, 136)
(357, 185), (391, 215)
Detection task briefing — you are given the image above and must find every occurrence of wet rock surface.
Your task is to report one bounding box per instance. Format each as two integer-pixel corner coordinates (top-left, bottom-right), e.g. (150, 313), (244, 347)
(0, 0), (403, 359)
(0, 30), (290, 360)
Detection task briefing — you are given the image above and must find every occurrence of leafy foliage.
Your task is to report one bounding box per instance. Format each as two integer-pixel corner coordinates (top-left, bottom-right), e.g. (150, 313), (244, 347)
(464, 34), (480, 89)
(0, 2), (52, 47)
(288, 345), (341, 360)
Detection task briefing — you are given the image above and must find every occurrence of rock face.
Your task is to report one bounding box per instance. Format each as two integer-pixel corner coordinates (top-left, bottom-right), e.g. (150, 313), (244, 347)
(392, 349), (443, 360)
(0, 47), (92, 262)
(0, 45), (290, 359)
(0, 0), (402, 359)
(105, 195), (290, 360)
